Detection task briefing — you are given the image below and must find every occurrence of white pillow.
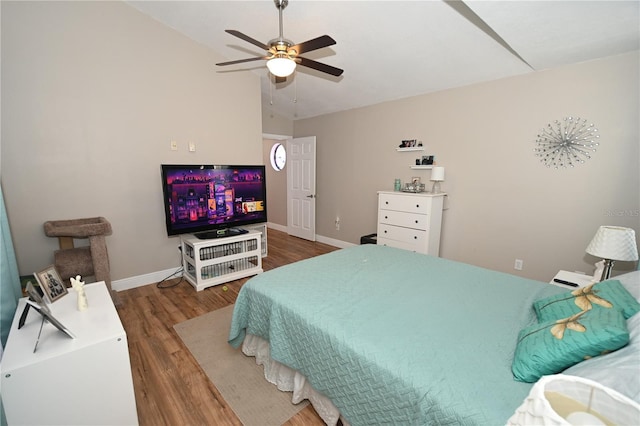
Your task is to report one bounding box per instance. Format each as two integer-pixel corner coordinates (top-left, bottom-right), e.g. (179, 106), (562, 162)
(563, 309), (640, 403)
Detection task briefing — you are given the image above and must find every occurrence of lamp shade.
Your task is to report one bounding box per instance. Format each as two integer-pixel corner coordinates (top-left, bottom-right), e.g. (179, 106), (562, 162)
(430, 166), (445, 182)
(508, 374), (640, 425)
(586, 226), (638, 261)
(266, 57), (296, 77)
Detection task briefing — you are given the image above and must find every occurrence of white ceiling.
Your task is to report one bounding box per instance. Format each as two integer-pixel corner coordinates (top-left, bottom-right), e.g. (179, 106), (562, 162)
(127, 0), (640, 121)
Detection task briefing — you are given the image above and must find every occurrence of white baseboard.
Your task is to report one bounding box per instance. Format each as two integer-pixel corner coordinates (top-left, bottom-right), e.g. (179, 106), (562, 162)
(268, 222), (354, 249)
(112, 266), (183, 292)
(316, 234), (354, 249)
(266, 221), (287, 233)
(112, 225), (355, 292)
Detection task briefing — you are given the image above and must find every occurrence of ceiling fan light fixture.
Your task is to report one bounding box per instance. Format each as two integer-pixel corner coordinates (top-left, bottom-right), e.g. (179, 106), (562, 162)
(267, 57), (296, 77)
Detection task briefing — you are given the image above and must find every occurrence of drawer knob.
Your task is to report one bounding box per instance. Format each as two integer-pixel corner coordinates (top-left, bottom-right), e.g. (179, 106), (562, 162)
(385, 216), (388, 219)
(385, 201), (389, 205)
(414, 236), (418, 239)
(384, 230), (388, 234)
(416, 204), (420, 208)
(415, 220), (418, 224)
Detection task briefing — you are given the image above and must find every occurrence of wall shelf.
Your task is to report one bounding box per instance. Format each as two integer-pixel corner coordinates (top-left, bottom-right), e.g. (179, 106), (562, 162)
(410, 165), (434, 170)
(396, 147), (425, 152)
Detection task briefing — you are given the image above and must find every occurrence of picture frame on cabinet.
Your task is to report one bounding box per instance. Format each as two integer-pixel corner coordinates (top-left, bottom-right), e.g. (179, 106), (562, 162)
(412, 177), (421, 185)
(34, 265), (68, 303)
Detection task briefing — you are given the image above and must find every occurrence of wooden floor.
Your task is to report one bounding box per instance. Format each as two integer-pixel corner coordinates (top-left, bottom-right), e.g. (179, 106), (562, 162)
(116, 229), (339, 426)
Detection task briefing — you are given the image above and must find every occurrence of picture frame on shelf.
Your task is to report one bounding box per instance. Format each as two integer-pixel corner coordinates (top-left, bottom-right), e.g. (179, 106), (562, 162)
(34, 265), (68, 303)
(412, 177), (421, 185)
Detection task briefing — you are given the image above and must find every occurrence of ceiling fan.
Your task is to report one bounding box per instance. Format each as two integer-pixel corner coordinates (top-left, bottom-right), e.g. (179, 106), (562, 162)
(216, 0), (343, 82)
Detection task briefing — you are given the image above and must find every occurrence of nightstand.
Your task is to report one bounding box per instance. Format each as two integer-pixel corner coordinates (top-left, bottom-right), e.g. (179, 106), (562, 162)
(550, 270), (594, 289)
(1, 282), (138, 425)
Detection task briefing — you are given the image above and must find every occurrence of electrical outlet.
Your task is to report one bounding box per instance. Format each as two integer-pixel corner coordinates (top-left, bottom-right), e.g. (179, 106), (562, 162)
(170, 140), (178, 151)
(335, 216), (340, 230)
(514, 259), (523, 271)
(188, 142), (196, 152)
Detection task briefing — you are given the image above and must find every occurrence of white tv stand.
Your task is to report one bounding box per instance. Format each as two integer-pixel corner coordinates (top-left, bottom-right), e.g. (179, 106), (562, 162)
(181, 230), (263, 291)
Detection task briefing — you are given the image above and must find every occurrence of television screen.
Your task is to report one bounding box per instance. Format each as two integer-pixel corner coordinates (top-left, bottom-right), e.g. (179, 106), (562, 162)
(161, 164), (267, 238)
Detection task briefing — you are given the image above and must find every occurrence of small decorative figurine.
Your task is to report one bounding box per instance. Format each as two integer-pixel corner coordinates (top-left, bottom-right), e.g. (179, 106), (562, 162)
(592, 260), (605, 283)
(70, 275), (88, 311)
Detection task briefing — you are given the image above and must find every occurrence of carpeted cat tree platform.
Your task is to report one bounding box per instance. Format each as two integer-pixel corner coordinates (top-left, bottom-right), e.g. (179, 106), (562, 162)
(43, 217), (118, 304)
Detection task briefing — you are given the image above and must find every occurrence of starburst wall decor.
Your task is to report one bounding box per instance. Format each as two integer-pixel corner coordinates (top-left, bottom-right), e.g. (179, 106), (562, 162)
(534, 117), (600, 168)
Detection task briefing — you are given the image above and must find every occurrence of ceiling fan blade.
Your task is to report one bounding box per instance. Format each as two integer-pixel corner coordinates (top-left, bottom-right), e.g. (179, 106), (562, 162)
(289, 35), (336, 55)
(225, 29), (270, 51)
(216, 56), (268, 66)
(297, 56), (343, 77)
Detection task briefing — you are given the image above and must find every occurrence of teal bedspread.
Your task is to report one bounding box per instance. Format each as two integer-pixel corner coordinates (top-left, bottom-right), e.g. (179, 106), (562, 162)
(229, 245), (565, 425)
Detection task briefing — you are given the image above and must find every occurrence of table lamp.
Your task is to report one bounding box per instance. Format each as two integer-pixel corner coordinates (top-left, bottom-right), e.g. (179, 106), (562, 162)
(585, 226), (638, 281)
(430, 166), (445, 194)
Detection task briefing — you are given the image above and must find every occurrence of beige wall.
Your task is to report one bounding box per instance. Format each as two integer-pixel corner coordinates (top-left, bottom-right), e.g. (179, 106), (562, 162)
(262, 110), (292, 228)
(263, 139), (288, 227)
(1, 1), (263, 280)
(294, 52), (640, 281)
(263, 109), (294, 137)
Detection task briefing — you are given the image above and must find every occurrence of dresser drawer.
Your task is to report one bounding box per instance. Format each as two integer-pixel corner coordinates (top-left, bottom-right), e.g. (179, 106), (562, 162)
(377, 223), (427, 246)
(376, 236), (423, 253)
(378, 193), (432, 214)
(378, 210), (428, 230)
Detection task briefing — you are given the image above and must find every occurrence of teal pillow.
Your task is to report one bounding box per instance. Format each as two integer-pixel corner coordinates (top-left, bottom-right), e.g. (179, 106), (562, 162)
(512, 308), (629, 383)
(534, 280), (640, 322)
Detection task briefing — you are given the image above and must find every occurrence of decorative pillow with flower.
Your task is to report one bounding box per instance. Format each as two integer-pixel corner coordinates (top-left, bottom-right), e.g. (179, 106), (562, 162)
(533, 280), (640, 323)
(512, 308), (630, 383)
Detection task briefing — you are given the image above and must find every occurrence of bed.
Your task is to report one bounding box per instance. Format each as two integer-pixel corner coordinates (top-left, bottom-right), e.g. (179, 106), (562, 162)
(228, 244), (640, 425)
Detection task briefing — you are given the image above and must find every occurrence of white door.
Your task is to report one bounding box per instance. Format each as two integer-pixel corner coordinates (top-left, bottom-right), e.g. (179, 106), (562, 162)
(287, 136), (316, 241)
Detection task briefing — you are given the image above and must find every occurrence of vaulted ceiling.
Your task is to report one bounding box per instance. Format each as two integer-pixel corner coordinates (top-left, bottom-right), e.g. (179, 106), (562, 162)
(127, 1), (640, 120)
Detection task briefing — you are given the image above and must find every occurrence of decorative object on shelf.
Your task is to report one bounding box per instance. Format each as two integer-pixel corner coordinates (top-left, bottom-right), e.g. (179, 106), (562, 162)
(430, 166), (445, 194)
(422, 155), (434, 165)
(400, 139), (418, 148)
(399, 139), (422, 148)
(586, 226), (638, 281)
(70, 275), (88, 311)
(394, 178), (401, 191)
(34, 265), (67, 303)
(534, 116), (599, 168)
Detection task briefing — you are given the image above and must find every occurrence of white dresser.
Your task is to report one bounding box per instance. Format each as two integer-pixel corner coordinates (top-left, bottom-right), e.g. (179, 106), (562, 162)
(1, 282), (138, 425)
(376, 191), (445, 255)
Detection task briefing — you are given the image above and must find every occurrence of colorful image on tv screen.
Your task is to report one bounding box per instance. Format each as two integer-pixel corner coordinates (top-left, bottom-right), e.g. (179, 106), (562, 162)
(164, 167), (265, 231)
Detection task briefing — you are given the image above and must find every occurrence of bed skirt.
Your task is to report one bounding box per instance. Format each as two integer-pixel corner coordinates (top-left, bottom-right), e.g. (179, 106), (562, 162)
(242, 333), (348, 426)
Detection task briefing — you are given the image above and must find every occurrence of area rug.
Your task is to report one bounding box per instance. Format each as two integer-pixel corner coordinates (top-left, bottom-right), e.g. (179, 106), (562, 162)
(174, 305), (308, 425)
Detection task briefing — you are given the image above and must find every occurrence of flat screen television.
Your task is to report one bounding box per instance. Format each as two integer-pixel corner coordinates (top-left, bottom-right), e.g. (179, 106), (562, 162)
(161, 164), (267, 239)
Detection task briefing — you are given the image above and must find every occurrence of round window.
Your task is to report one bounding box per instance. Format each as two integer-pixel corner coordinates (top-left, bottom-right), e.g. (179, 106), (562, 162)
(270, 143), (287, 171)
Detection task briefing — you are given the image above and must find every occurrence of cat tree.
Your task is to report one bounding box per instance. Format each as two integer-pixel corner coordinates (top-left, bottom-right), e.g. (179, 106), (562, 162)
(43, 217), (117, 303)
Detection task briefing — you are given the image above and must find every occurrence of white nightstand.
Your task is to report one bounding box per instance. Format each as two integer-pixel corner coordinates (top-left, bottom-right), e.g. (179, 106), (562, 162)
(550, 270), (595, 289)
(1, 281), (138, 425)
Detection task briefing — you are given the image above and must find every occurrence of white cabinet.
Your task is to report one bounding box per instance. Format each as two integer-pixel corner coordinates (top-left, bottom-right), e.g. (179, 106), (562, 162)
(243, 222), (268, 257)
(0, 282), (138, 426)
(181, 230), (263, 291)
(376, 191), (445, 255)
(550, 270), (594, 289)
